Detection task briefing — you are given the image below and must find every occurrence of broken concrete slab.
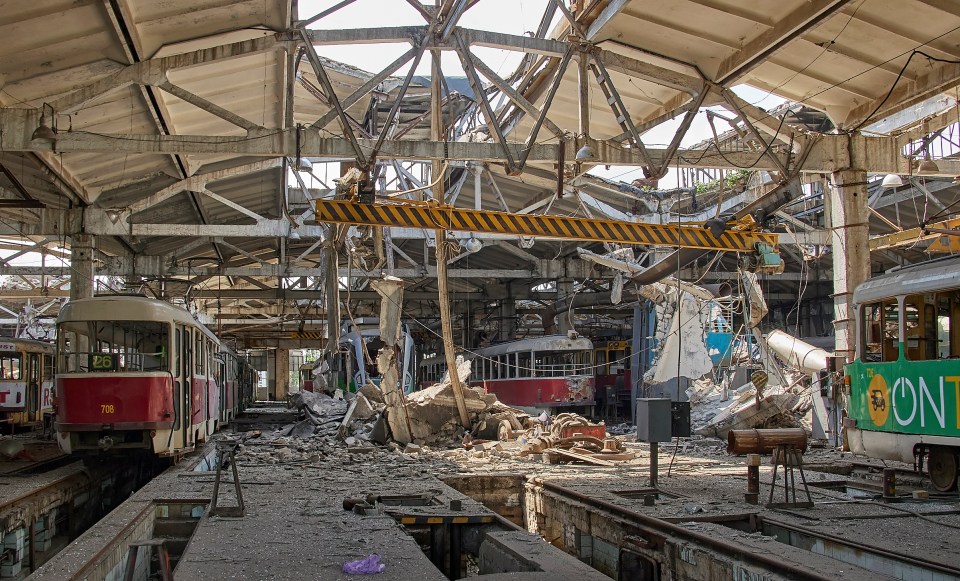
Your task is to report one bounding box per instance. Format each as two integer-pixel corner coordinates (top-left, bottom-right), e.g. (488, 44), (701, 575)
(696, 391), (803, 440)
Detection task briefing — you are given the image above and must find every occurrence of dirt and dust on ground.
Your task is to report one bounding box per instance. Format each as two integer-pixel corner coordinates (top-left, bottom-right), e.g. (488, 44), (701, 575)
(223, 351), (825, 477)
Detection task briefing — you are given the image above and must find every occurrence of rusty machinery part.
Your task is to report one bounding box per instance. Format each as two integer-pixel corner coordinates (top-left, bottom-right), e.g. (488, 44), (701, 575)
(600, 438), (626, 454)
(727, 428), (808, 455)
(315, 199), (778, 253)
(550, 412), (590, 436)
(520, 435), (557, 455)
(557, 435), (606, 450)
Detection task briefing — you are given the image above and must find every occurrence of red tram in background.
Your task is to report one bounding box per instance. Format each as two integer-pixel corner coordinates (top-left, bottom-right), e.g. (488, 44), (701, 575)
(0, 337), (55, 431)
(470, 334), (596, 413)
(54, 295), (252, 457)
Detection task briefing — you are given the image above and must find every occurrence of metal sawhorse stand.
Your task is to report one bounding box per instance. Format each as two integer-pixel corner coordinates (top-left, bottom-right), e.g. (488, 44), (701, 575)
(766, 445), (813, 508)
(122, 539), (173, 581)
(210, 439), (245, 517)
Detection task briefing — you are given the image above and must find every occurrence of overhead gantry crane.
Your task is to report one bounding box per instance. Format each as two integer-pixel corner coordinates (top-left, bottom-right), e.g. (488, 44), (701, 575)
(314, 197), (784, 273)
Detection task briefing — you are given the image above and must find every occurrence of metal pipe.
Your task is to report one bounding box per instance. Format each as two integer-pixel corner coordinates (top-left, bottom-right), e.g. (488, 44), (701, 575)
(535, 479), (833, 581)
(727, 428), (808, 455)
(649, 442), (659, 489)
(766, 329), (829, 376)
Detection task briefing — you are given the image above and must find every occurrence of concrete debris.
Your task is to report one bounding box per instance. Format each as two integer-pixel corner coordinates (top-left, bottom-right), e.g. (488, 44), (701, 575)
(401, 356), (530, 448)
(359, 383), (385, 404)
(286, 389), (386, 442)
(352, 393), (377, 421)
(695, 385), (803, 440)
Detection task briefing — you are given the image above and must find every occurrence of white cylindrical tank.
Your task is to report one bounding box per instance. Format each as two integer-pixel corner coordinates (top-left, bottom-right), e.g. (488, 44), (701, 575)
(766, 330), (829, 375)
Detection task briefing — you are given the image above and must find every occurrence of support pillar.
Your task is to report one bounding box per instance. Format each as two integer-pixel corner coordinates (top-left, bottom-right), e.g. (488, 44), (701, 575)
(324, 240), (341, 387)
(373, 276), (413, 443)
(499, 284), (517, 342)
(827, 170), (870, 362)
(275, 348), (289, 401)
(557, 279), (575, 335)
(69, 234), (95, 301)
(630, 301), (649, 424)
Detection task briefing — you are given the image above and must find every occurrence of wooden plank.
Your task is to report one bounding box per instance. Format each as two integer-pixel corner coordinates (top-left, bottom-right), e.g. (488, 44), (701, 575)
(545, 447), (618, 466)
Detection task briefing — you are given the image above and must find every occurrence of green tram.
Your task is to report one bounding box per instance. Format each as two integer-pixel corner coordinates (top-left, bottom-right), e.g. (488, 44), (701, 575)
(844, 256), (960, 491)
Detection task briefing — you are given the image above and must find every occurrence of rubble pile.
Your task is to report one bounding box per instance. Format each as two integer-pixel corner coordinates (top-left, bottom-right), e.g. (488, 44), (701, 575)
(401, 357), (530, 447)
(284, 389), (385, 442)
(687, 376), (809, 439)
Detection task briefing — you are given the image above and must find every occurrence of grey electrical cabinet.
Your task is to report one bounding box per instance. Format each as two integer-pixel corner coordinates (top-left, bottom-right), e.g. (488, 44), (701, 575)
(636, 398), (672, 442)
(671, 401), (691, 438)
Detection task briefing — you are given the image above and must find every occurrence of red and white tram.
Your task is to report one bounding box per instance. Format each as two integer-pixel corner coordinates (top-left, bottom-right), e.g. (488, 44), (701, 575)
(471, 335), (596, 412)
(54, 295), (223, 457)
(216, 346), (254, 425)
(0, 337), (54, 431)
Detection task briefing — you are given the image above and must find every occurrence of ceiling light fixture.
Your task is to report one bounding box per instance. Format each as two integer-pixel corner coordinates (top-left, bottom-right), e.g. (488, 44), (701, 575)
(575, 144), (596, 162)
(880, 174), (904, 188)
(917, 156), (940, 174)
(464, 237), (482, 254)
(31, 103), (56, 142)
(294, 157), (313, 172)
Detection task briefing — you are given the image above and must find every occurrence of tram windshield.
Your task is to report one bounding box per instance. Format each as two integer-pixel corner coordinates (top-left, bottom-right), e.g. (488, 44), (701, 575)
(58, 320), (170, 373)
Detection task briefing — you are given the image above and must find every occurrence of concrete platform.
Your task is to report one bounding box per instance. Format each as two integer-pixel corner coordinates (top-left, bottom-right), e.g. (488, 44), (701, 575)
(28, 425), (960, 581)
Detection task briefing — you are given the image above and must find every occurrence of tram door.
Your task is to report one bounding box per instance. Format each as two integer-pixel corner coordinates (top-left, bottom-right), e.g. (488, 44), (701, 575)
(178, 326), (192, 449)
(26, 353), (39, 423)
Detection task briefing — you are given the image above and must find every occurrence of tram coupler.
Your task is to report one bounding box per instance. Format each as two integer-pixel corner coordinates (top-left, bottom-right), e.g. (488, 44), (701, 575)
(97, 436), (114, 451)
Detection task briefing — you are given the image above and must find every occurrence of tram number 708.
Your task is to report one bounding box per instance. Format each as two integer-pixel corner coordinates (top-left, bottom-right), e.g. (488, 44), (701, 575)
(100, 404), (115, 414)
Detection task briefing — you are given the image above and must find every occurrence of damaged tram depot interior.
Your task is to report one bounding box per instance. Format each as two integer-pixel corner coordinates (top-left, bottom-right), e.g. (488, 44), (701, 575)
(4, 0), (960, 579)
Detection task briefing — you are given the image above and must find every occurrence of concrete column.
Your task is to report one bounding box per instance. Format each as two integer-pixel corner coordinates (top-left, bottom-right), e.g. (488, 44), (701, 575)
(630, 303), (643, 424)
(827, 170), (870, 362)
(274, 348), (289, 400)
(499, 284), (517, 342)
(557, 279), (574, 335)
(264, 350), (276, 400)
(630, 300), (655, 424)
(69, 234), (95, 301)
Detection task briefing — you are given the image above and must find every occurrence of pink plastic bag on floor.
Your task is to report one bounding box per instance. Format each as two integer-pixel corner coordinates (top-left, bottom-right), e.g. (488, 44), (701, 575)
(342, 554), (386, 574)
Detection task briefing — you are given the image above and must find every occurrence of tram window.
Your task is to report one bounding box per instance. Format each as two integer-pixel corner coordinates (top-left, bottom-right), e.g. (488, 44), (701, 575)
(206, 340), (215, 376)
(905, 295), (938, 361)
(540, 351), (575, 377)
(596, 349), (607, 374)
(195, 334), (204, 374)
(517, 352), (531, 378)
(42, 354), (53, 383)
(0, 354), (21, 380)
(937, 292), (960, 358)
(861, 301), (899, 362)
(29, 353), (39, 384)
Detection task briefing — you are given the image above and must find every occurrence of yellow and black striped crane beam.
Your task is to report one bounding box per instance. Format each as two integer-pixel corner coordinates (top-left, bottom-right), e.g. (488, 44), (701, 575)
(314, 199), (778, 253)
